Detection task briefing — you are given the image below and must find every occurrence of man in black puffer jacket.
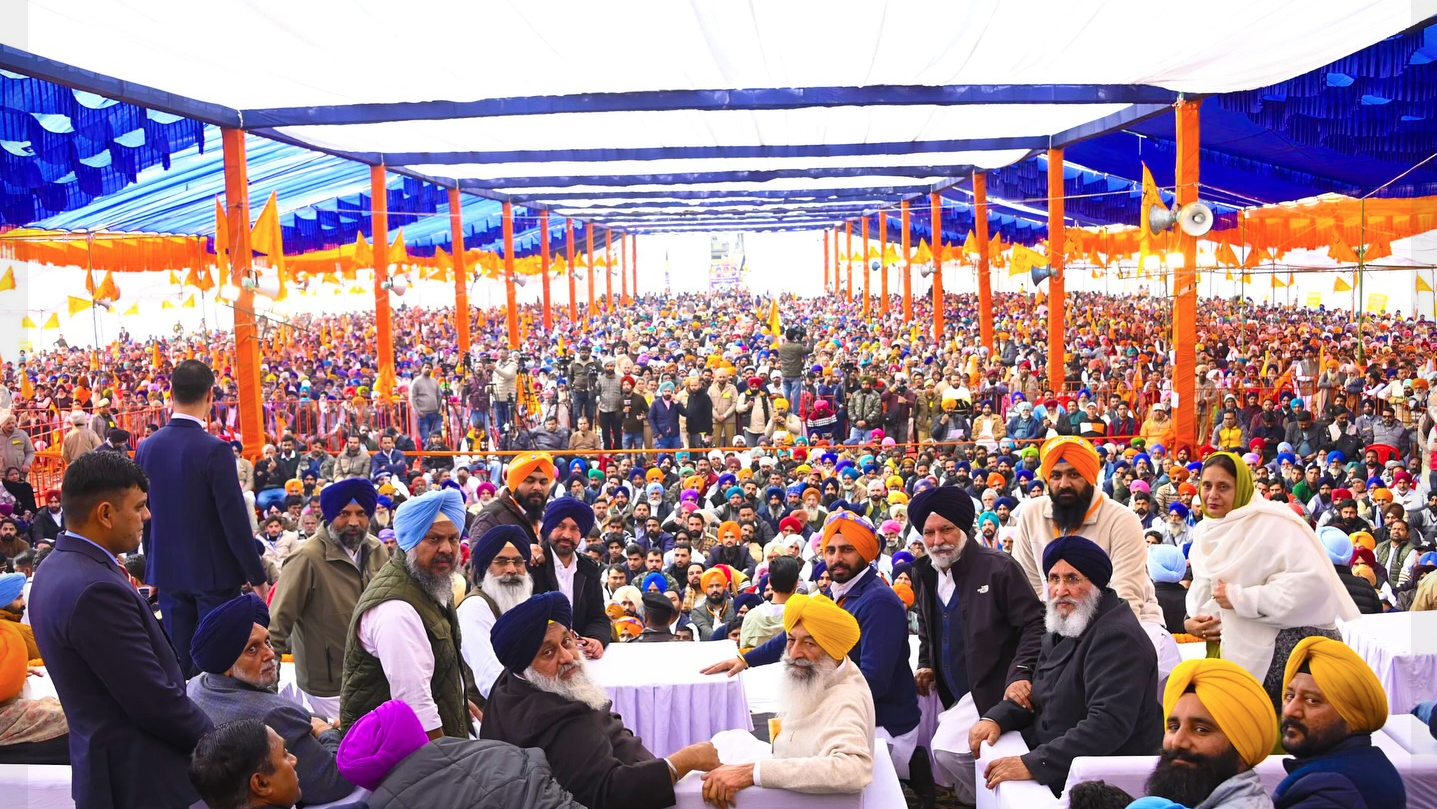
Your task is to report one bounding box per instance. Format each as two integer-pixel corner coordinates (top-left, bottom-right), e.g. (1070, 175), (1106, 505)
(337, 699), (582, 809)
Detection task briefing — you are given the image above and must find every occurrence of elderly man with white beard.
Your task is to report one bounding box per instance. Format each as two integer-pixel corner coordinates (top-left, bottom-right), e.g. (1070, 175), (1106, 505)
(700, 592), (876, 809)
(482, 592), (720, 809)
(457, 524), (534, 704)
(968, 535), (1163, 795)
(340, 489), (480, 740)
(905, 486), (1046, 804)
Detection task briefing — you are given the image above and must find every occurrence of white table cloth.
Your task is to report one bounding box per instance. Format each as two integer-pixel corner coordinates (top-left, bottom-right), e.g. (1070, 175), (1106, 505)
(673, 738), (906, 809)
(1, 764), (72, 809)
(584, 640), (753, 758)
(1341, 611), (1437, 712)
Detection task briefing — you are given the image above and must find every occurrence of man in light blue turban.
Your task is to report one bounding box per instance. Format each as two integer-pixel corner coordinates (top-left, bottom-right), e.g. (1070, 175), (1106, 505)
(340, 488), (479, 740)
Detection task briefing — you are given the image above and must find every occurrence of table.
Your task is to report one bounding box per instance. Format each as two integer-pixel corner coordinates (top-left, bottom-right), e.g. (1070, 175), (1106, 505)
(584, 640), (753, 757)
(1340, 611), (1437, 712)
(673, 738), (907, 809)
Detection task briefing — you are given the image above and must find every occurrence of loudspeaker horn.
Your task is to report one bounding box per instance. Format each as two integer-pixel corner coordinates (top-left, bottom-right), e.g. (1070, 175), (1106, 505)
(919, 265), (936, 278)
(1177, 202), (1214, 237)
(1146, 204), (1179, 235)
(1030, 265), (1059, 286)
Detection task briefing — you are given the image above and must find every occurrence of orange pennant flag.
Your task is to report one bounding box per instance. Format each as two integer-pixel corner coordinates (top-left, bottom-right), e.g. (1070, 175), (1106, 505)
(95, 272), (119, 303)
(251, 191), (287, 300)
(214, 197), (231, 280)
(84, 268), (96, 296)
(1328, 236), (1360, 264)
(20, 373), (33, 400)
(1363, 237), (1393, 262)
(0, 266), (14, 292)
(961, 231), (977, 257)
(1213, 243), (1240, 268)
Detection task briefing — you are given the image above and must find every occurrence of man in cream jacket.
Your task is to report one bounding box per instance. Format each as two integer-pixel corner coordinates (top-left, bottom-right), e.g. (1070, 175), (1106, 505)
(700, 593), (875, 807)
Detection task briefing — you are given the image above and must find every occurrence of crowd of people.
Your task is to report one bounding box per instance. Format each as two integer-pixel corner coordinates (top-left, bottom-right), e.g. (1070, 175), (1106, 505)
(1, 286), (1435, 809)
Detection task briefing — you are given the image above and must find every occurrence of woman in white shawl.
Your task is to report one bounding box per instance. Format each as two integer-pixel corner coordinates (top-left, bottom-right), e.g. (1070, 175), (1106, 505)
(1186, 451), (1359, 709)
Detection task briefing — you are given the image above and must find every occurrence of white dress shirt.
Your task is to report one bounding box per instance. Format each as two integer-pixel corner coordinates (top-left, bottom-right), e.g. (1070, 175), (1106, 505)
(554, 552), (578, 605)
(456, 596), (502, 699)
(357, 599), (451, 732)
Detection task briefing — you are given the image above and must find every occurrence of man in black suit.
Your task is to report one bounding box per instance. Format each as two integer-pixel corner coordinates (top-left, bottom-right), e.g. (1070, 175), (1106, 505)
(530, 497), (610, 659)
(28, 487), (64, 545)
(137, 360), (268, 677)
(30, 451), (214, 809)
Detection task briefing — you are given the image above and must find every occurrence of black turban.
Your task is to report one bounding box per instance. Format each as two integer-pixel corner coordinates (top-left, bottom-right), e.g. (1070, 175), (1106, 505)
(320, 478), (378, 524)
(542, 496), (595, 538)
(1042, 535), (1113, 590)
(191, 593), (270, 675)
(491, 592), (573, 672)
(641, 591), (676, 622)
(907, 485), (976, 537)
(471, 524), (533, 574)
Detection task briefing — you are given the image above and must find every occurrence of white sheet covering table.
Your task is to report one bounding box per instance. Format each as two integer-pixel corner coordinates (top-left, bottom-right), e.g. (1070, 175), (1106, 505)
(584, 639), (753, 758)
(673, 738), (906, 809)
(1340, 611), (1437, 713)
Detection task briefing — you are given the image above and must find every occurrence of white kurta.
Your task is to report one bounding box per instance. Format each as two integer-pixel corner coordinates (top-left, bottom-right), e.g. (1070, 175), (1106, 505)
(753, 660), (875, 794)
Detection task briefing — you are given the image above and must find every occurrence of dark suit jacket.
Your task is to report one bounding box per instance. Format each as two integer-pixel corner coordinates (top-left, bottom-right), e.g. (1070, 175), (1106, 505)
(986, 589), (1163, 790)
(30, 534), (214, 809)
(531, 549), (611, 648)
(912, 547), (1045, 715)
(136, 417), (266, 591)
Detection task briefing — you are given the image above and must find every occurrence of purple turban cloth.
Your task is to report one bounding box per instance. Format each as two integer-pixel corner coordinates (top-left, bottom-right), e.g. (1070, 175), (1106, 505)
(541, 496), (595, 539)
(336, 699), (430, 791)
(190, 594), (269, 674)
(1042, 535), (1113, 590)
(319, 478), (377, 524)
(491, 592), (573, 672)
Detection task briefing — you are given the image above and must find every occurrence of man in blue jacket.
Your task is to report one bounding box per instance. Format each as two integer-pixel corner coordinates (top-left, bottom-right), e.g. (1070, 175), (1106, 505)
(647, 381), (687, 451)
(1273, 637), (1405, 809)
(137, 360), (268, 677)
(702, 510), (922, 783)
(31, 451), (214, 809)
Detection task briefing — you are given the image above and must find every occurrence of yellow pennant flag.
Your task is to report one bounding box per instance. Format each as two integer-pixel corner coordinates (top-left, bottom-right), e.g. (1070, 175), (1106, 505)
(42, 313), (59, 329)
(1417, 274), (1433, 293)
(1333, 274), (1353, 292)
(0, 266), (15, 292)
(67, 296), (93, 316)
(961, 231), (977, 257)
(1272, 273), (1287, 288)
(769, 298), (780, 336)
(183, 295), (196, 309)
(168, 270), (180, 285)
(1008, 244), (1049, 279)
(20, 316), (36, 328)
(123, 302), (140, 317)
(161, 300), (175, 310)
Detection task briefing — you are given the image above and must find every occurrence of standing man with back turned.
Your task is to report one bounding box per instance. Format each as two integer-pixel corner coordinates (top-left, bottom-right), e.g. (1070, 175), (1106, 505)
(137, 360), (269, 677)
(30, 452), (214, 809)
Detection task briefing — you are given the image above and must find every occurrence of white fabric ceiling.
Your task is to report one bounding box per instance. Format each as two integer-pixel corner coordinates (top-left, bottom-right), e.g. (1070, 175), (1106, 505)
(4, 0), (1432, 231)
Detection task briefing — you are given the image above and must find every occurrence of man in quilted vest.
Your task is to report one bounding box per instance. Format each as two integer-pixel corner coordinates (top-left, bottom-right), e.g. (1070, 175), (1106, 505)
(340, 489), (478, 739)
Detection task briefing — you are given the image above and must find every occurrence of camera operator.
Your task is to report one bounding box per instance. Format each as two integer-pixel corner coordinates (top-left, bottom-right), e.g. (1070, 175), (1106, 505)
(568, 343), (600, 428)
(491, 348), (518, 433)
(778, 326), (812, 406)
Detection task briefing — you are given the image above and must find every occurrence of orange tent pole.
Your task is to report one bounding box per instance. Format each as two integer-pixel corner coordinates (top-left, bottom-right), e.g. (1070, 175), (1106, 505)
(901, 200), (911, 324)
(540, 209), (553, 331)
(631, 234), (638, 299)
(1047, 149), (1066, 392)
(834, 226), (841, 297)
(931, 192), (944, 343)
(1173, 99), (1202, 452)
(823, 230), (830, 293)
(586, 223), (595, 320)
(845, 222), (853, 303)
(371, 165), (394, 396)
(221, 128), (263, 454)
(619, 230), (628, 304)
(974, 172), (994, 353)
(448, 188), (470, 356)
(566, 218), (577, 322)
(862, 217), (871, 317)
(878, 211), (889, 316)
(604, 229), (613, 313)
(502, 201), (518, 349)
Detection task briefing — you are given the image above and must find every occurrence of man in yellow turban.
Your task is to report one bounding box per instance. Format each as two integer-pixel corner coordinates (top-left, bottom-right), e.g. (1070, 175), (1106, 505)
(1143, 659), (1277, 807)
(1012, 435), (1172, 672)
(701, 594), (875, 807)
(702, 509), (924, 792)
(1273, 637), (1405, 808)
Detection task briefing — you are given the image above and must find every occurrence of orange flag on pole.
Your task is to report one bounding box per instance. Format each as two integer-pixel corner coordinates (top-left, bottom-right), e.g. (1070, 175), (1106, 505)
(214, 197), (231, 280)
(251, 192), (287, 300)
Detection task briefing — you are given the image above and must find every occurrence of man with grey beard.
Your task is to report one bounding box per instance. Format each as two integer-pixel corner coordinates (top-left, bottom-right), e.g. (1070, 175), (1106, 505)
(270, 478), (389, 721)
(701, 592), (877, 807)
(341, 489), (480, 740)
(458, 524), (535, 704)
(483, 592), (720, 809)
(905, 486), (1045, 804)
(967, 535), (1162, 795)
(187, 594), (355, 804)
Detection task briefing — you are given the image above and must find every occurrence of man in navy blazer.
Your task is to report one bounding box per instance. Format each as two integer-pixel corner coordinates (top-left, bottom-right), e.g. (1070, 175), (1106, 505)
(30, 451), (214, 809)
(137, 360), (268, 677)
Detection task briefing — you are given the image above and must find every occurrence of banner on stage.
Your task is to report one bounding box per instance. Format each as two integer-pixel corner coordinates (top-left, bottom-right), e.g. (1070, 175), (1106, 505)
(710, 235), (746, 292)
(1306, 292), (1322, 308)
(1368, 292), (1388, 313)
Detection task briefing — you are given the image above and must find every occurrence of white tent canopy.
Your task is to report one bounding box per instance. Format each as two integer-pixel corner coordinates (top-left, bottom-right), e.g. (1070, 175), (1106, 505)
(4, 0), (1433, 231)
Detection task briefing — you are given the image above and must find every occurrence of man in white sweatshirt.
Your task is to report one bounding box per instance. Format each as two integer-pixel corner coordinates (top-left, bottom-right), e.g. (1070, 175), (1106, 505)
(700, 592), (875, 806)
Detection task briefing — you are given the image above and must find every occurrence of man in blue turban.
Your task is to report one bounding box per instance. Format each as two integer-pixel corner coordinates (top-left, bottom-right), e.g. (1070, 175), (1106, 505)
(531, 497), (610, 660)
(340, 489), (478, 740)
(457, 524), (534, 704)
(482, 593), (719, 809)
(971, 534), (1162, 794)
(269, 477), (390, 720)
(188, 593), (355, 804)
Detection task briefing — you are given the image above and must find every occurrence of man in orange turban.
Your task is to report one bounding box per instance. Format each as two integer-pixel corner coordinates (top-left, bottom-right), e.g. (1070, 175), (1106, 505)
(1013, 437), (1174, 678)
(470, 451), (555, 547)
(703, 508), (925, 793)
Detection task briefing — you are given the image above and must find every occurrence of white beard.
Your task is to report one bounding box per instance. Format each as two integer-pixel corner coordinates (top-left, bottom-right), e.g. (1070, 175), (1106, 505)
(776, 651), (839, 721)
(926, 536), (967, 571)
(525, 658), (612, 712)
(482, 571), (534, 615)
(1044, 587), (1102, 638)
